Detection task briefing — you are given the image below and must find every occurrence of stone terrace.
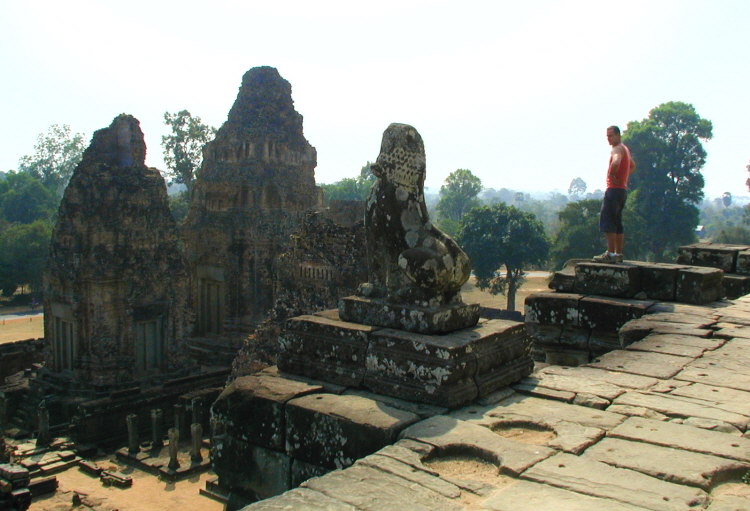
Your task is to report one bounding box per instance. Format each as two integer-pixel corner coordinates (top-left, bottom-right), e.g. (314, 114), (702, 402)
(242, 296), (750, 510)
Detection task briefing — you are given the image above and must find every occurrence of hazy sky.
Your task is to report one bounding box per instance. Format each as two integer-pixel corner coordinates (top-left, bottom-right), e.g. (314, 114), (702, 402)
(1, 0), (747, 198)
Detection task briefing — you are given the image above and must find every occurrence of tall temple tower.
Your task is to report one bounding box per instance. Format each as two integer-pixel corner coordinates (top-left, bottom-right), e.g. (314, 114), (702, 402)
(182, 66), (322, 335)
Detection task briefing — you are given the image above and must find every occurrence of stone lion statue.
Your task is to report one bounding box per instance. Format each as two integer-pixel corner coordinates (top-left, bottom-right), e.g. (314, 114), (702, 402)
(360, 123), (471, 307)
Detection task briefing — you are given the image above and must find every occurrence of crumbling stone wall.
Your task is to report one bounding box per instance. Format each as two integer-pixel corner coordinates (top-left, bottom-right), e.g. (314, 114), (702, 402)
(44, 114), (191, 387)
(183, 67), (322, 336)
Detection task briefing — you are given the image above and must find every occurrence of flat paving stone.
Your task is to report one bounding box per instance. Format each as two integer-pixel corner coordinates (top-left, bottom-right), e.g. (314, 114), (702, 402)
(513, 372), (625, 401)
(538, 365), (658, 389)
(706, 483), (750, 511)
(612, 391), (750, 430)
(670, 382), (750, 417)
(609, 416), (750, 463)
(583, 437), (749, 490)
(301, 463), (463, 510)
(399, 415), (554, 476)
(626, 333), (723, 357)
(606, 404), (669, 421)
(355, 453), (462, 499)
(521, 452), (706, 511)
(238, 487), (358, 510)
(587, 350), (695, 379)
(480, 479), (645, 511)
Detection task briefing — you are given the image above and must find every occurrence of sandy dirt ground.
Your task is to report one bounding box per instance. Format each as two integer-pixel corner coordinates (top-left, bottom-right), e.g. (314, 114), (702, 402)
(0, 314), (43, 344)
(29, 460), (223, 511)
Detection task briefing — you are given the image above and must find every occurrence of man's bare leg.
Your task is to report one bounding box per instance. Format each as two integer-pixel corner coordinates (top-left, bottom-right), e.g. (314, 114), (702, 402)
(614, 233), (624, 255)
(605, 232), (617, 253)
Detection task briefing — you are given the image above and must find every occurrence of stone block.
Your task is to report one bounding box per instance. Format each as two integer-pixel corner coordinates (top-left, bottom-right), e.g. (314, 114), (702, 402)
(737, 250), (750, 275)
(637, 262), (686, 301)
(574, 262), (641, 298)
(212, 437), (292, 500)
(290, 459), (329, 488)
(677, 242), (749, 272)
(364, 320), (532, 407)
(548, 267), (575, 292)
(338, 295), (480, 334)
(723, 274), (750, 299)
(524, 292), (582, 326)
(211, 372), (322, 451)
(578, 296), (652, 332)
(285, 393), (419, 469)
(675, 266), (724, 304)
(278, 314), (378, 387)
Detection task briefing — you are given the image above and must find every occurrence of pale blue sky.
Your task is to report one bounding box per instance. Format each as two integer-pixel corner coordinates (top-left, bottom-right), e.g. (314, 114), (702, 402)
(1, 0), (747, 199)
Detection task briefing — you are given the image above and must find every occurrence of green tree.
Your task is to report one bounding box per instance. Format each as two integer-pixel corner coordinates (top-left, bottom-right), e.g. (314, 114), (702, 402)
(0, 172), (58, 224)
(568, 177), (587, 200)
(459, 204), (549, 311)
(713, 225), (750, 244)
(0, 220), (52, 296)
(161, 110), (216, 197)
(320, 162), (376, 202)
(549, 199), (602, 269)
(18, 124), (86, 197)
(623, 101), (712, 260)
(437, 168), (482, 222)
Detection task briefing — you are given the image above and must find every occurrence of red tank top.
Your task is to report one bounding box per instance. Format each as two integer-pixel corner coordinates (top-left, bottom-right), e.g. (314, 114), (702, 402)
(607, 143), (631, 189)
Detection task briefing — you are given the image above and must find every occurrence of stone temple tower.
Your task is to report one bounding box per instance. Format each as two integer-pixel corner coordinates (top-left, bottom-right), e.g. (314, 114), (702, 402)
(182, 66), (322, 336)
(44, 114), (191, 389)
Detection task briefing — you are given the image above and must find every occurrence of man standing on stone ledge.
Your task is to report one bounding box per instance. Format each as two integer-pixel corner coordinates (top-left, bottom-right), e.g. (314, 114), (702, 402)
(593, 125), (636, 263)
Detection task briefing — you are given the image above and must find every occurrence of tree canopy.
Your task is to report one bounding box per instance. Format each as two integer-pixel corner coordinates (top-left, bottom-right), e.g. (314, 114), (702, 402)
(320, 162), (375, 202)
(567, 177), (587, 200)
(623, 101), (712, 260)
(549, 199), (602, 270)
(161, 110), (216, 197)
(18, 124), (86, 197)
(436, 169), (482, 237)
(0, 220), (52, 296)
(0, 171), (58, 224)
(459, 203), (549, 311)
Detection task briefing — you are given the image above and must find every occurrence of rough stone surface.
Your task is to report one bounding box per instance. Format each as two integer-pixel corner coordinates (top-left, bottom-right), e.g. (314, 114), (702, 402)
(481, 479), (653, 511)
(588, 349), (694, 379)
(574, 262), (641, 297)
(538, 365), (659, 389)
(285, 393), (419, 469)
(399, 415), (555, 476)
(626, 333), (716, 358)
(583, 437), (749, 490)
(240, 487), (357, 510)
(521, 452), (706, 511)
(675, 266), (725, 304)
(677, 243), (748, 273)
(609, 416), (750, 462)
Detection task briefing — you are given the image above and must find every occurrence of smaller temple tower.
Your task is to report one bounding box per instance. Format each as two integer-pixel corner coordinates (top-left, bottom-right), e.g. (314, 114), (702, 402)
(43, 114), (191, 389)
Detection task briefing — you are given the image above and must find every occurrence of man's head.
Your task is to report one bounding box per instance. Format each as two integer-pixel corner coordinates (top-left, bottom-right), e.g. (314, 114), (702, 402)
(606, 125), (621, 146)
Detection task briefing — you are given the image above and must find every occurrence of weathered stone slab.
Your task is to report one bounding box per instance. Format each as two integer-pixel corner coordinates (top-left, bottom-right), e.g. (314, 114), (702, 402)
(524, 292), (582, 326)
(512, 372), (625, 400)
(670, 383), (750, 417)
(612, 391), (750, 429)
(575, 262), (642, 297)
(355, 453), (462, 499)
(579, 296), (653, 332)
(584, 437), (748, 490)
(211, 372), (322, 451)
(278, 314), (378, 387)
(538, 365), (658, 389)
(241, 487), (358, 510)
(364, 320), (532, 408)
(706, 483), (750, 511)
(677, 243), (748, 273)
(399, 415), (554, 476)
(289, 459), (328, 488)
(609, 416), (750, 463)
(342, 389), (446, 419)
(647, 301), (718, 317)
(455, 394), (625, 431)
(723, 274), (750, 300)
(285, 393), (420, 469)
(737, 250), (750, 275)
(626, 334), (715, 358)
(637, 262), (688, 301)
(521, 452), (706, 510)
(606, 404), (669, 421)
(338, 295), (479, 334)
(587, 350), (694, 379)
(481, 479), (646, 511)
(511, 381), (575, 402)
(619, 317), (716, 346)
(676, 365), (750, 394)
(301, 463), (463, 510)
(714, 325), (750, 339)
(548, 267), (576, 292)
(676, 266), (725, 304)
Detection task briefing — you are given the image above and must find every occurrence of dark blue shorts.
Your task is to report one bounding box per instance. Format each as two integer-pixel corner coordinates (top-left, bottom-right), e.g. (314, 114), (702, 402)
(600, 188), (627, 234)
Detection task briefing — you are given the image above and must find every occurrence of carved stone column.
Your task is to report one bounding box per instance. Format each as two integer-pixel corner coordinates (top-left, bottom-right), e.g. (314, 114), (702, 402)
(167, 427), (180, 470)
(151, 408), (164, 452)
(126, 414), (139, 454)
(190, 423), (203, 463)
